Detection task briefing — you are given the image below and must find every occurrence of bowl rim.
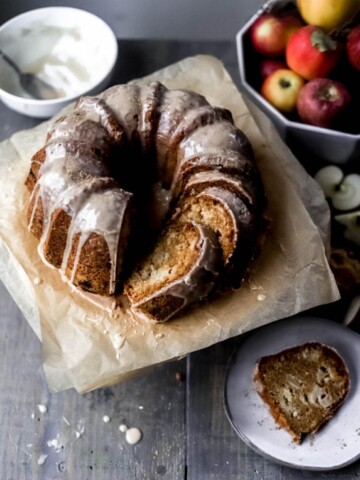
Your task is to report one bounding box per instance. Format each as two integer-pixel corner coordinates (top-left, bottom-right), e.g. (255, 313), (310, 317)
(235, 6), (360, 140)
(0, 6), (118, 105)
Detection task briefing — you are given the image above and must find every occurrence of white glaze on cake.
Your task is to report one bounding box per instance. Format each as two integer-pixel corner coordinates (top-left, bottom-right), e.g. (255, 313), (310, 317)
(182, 170), (253, 206)
(155, 88), (208, 175)
(101, 84), (141, 141)
(179, 122), (249, 159)
(61, 188), (133, 292)
(28, 96), (133, 295)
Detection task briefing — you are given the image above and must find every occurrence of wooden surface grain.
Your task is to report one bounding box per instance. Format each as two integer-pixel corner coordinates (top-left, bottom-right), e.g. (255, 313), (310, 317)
(0, 279), (186, 480)
(1, 39), (360, 480)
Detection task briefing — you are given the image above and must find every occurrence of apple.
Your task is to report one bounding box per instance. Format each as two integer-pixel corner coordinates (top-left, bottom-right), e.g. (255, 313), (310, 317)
(335, 211), (360, 246)
(250, 14), (303, 57)
(297, 0), (360, 32)
(260, 59), (287, 79)
(297, 78), (351, 129)
(261, 69), (305, 113)
(314, 165), (344, 198)
(286, 26), (342, 80)
(347, 25), (360, 71)
(315, 165), (360, 210)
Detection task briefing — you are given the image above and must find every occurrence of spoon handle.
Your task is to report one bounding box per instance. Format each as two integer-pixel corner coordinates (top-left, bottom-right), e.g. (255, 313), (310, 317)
(0, 48), (22, 75)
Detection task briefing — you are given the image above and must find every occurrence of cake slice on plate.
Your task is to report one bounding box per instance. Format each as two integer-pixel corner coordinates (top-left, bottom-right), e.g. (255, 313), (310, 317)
(253, 342), (350, 444)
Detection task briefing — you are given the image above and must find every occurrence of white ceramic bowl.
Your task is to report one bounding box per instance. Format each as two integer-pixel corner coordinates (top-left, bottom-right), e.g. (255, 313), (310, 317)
(0, 7), (118, 118)
(236, 0), (360, 164)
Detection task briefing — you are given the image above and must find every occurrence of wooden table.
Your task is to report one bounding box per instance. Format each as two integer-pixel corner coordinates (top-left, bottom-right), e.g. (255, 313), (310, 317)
(1, 40), (359, 480)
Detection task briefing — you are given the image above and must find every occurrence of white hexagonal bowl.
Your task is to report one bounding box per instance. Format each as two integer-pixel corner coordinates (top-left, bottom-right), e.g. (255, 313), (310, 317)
(236, 0), (360, 164)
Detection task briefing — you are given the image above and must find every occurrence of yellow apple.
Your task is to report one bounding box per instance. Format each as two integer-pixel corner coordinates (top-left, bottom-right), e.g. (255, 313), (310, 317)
(297, 0), (360, 31)
(261, 69), (305, 113)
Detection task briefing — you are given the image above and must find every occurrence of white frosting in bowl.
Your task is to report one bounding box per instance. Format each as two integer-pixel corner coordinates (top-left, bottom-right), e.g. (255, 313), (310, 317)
(0, 8), (118, 117)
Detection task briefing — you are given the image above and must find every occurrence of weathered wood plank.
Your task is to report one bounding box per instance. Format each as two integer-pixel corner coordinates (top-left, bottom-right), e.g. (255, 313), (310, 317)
(0, 280), (186, 479)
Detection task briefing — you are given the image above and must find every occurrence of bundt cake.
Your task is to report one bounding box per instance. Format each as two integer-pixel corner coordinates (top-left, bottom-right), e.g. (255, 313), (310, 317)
(25, 81), (264, 322)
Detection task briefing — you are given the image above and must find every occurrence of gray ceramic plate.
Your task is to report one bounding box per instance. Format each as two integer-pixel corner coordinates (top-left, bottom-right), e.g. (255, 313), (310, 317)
(224, 316), (360, 470)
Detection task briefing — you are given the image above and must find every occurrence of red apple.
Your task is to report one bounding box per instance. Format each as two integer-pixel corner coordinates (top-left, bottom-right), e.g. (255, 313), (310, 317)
(250, 14), (303, 57)
(286, 25), (342, 80)
(297, 78), (351, 128)
(260, 59), (287, 79)
(347, 25), (360, 71)
(261, 69), (305, 113)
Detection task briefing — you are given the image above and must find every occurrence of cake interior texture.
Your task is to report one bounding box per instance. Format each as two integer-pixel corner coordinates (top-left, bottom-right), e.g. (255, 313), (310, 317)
(253, 342), (350, 444)
(25, 82), (264, 321)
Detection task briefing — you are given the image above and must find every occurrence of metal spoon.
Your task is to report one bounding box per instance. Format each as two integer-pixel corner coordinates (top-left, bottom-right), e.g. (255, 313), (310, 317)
(0, 48), (58, 100)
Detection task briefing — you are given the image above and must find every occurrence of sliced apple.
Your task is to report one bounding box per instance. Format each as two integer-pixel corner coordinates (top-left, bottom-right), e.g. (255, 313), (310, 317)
(335, 210), (360, 246)
(314, 165), (343, 198)
(332, 175), (360, 211)
(314, 166), (360, 211)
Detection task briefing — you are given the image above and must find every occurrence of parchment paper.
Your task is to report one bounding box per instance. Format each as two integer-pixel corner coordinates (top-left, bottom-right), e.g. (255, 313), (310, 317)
(0, 55), (339, 393)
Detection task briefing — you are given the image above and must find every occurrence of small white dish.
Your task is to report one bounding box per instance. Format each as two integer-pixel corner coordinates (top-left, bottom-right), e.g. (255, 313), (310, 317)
(224, 316), (360, 470)
(0, 7), (118, 118)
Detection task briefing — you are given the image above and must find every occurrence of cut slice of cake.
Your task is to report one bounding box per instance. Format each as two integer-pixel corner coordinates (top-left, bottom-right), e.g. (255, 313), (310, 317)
(175, 187), (256, 287)
(124, 220), (220, 322)
(171, 150), (257, 200)
(253, 342), (350, 444)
